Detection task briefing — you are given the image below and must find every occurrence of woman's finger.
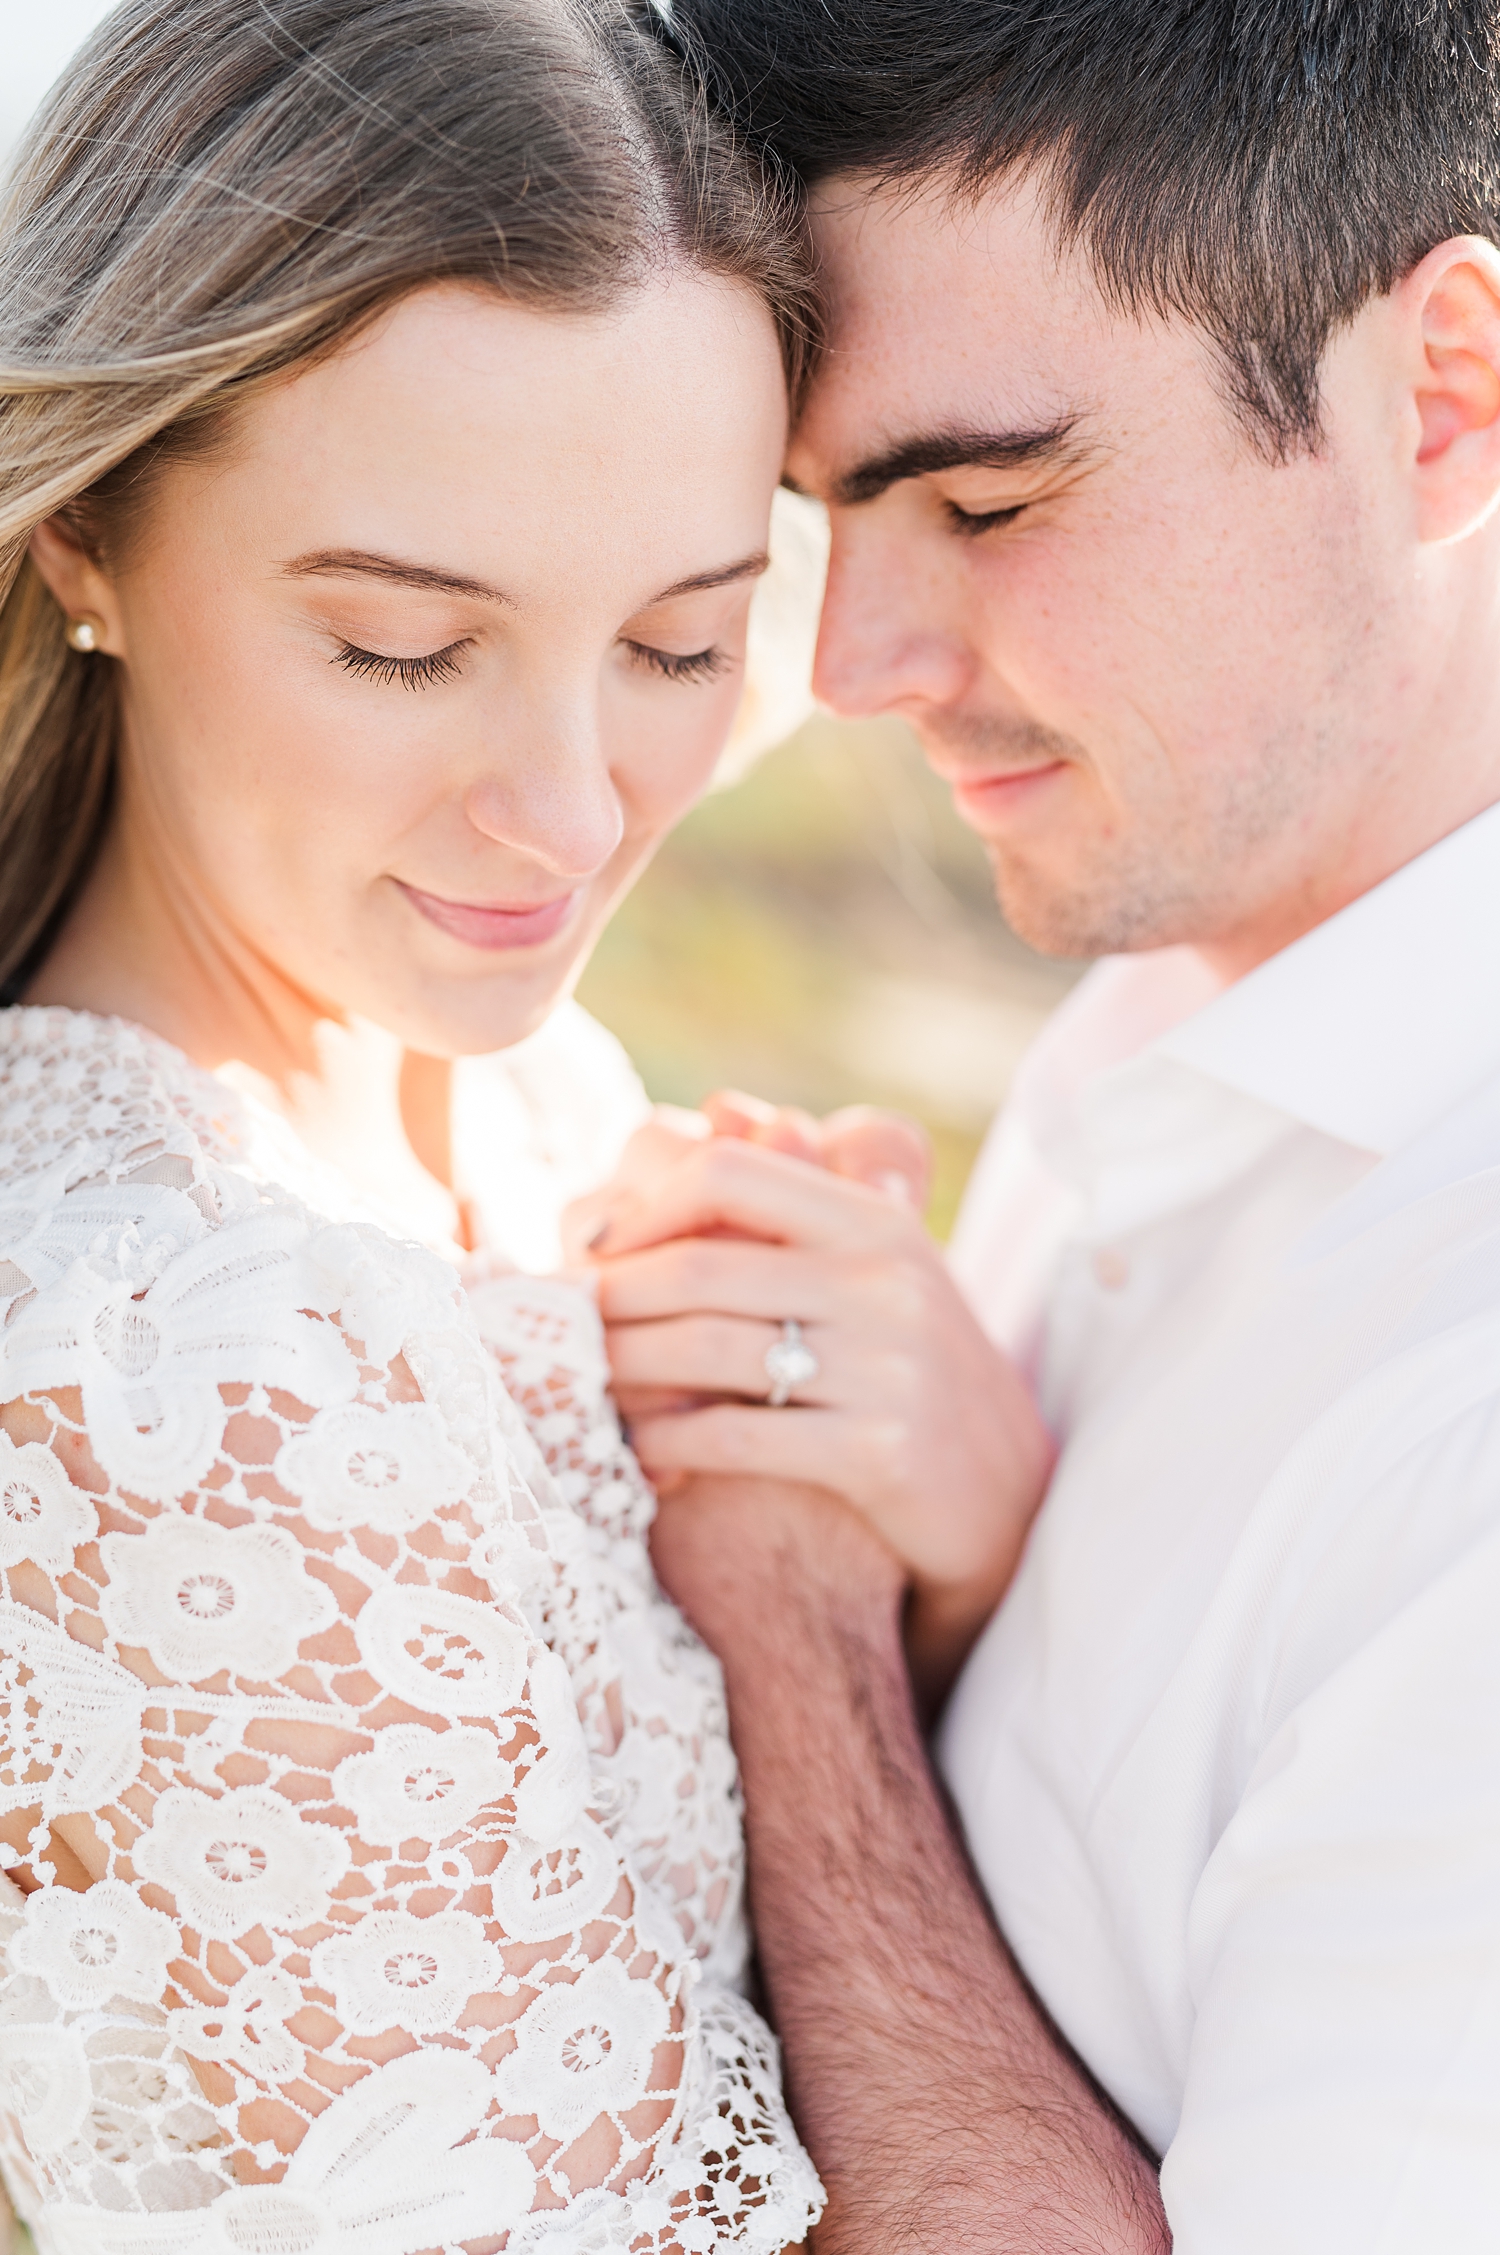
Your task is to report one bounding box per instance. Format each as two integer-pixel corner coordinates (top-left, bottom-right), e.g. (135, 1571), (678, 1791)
(629, 1401), (886, 1492)
(560, 1105), (710, 1261)
(608, 1310), (835, 1404)
(595, 1237), (847, 1325)
(593, 1134), (915, 1257)
(611, 1381), (705, 1420)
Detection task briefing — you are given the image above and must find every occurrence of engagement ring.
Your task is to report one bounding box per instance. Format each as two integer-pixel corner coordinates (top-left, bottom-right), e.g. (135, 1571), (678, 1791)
(764, 1317), (819, 1406)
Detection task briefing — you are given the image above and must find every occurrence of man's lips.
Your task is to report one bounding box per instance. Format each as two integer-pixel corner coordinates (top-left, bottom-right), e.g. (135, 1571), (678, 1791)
(948, 761), (1069, 829)
(396, 880), (578, 951)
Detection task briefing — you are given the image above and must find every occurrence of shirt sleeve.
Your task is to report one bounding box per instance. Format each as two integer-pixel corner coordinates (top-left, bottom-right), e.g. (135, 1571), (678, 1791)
(1161, 1399), (1500, 2255)
(0, 1194), (820, 2252)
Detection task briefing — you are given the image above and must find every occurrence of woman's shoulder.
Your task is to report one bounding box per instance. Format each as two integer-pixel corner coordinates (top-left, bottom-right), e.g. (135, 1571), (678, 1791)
(0, 1007), (487, 1509)
(0, 1003), (248, 1192)
(0, 1005), (461, 1332)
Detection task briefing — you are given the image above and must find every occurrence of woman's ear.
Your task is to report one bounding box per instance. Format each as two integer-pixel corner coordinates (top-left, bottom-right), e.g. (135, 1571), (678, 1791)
(28, 516), (125, 654)
(1398, 236), (1500, 545)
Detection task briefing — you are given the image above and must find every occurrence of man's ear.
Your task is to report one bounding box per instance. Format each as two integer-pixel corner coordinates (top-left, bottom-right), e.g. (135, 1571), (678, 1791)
(1399, 236), (1500, 545)
(28, 516), (125, 654)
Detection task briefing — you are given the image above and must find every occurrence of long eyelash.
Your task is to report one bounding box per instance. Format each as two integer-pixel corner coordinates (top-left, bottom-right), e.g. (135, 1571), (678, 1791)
(626, 641), (730, 684)
(334, 640), (467, 690)
(944, 502), (1027, 539)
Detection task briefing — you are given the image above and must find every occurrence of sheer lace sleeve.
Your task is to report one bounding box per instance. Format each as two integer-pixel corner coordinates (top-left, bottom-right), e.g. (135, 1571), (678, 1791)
(0, 1017), (821, 2255)
(462, 1269), (748, 1989)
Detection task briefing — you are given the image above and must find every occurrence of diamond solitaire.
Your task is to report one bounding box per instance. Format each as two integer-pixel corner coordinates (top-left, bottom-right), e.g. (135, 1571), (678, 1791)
(763, 1318), (820, 1407)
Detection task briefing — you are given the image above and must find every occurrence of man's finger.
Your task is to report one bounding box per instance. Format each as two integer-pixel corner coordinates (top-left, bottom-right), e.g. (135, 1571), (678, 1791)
(820, 1106), (933, 1207)
(704, 1089), (825, 1163)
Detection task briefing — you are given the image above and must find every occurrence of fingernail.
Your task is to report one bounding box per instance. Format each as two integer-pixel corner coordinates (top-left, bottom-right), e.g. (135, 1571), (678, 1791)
(877, 1170), (917, 1206)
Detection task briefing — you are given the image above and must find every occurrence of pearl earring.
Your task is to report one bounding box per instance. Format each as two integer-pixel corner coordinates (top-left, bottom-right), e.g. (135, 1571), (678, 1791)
(65, 614), (104, 654)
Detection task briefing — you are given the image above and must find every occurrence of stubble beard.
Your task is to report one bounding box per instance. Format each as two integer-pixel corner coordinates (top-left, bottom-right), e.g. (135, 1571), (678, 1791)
(983, 820), (1216, 960)
(965, 748), (1305, 964)
(916, 694), (1324, 961)
(915, 712), (1219, 959)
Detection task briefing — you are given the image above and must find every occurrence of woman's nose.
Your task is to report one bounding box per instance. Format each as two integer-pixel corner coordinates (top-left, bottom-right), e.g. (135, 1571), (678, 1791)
(812, 515), (976, 720)
(463, 727), (625, 880)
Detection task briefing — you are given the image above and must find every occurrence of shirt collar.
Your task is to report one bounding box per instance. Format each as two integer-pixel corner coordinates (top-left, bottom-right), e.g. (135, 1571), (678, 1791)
(1153, 797), (1500, 1157)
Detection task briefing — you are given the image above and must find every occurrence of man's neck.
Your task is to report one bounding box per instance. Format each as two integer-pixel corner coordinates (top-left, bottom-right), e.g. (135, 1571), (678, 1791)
(1196, 776), (1500, 987)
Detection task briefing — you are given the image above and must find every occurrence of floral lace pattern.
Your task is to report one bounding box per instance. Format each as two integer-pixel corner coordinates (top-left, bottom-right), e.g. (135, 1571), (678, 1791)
(463, 1269), (750, 1989)
(0, 1008), (822, 2255)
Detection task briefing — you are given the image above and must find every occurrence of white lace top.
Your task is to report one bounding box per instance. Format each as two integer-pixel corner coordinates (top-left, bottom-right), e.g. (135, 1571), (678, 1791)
(0, 1006), (822, 2255)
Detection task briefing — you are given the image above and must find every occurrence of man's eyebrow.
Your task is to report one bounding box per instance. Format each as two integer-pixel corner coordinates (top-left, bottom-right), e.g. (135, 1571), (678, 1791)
(280, 549), (510, 602)
(834, 419), (1085, 507)
(644, 551), (770, 604)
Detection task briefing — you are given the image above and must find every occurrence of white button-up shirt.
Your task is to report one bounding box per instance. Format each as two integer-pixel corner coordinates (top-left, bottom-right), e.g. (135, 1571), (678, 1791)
(941, 799), (1500, 2254)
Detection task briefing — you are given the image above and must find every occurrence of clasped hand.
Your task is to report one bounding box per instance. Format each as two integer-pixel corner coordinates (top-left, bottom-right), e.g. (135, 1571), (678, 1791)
(568, 1093), (1057, 1698)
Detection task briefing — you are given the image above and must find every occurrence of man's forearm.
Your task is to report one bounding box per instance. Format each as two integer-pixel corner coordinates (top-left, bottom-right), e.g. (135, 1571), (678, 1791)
(709, 1506), (1169, 2253)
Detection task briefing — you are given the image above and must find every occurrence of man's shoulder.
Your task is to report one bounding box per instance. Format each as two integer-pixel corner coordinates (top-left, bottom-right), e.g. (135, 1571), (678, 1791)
(955, 1106), (1500, 1803)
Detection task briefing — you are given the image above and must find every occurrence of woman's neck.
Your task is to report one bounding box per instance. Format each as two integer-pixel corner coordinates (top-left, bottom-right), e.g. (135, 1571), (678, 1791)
(31, 818), (324, 1076)
(220, 1022), (467, 1248)
(26, 819), (467, 1241)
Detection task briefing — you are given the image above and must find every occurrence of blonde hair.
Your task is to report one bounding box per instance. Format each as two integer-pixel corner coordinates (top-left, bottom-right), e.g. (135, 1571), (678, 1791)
(0, 0), (817, 993)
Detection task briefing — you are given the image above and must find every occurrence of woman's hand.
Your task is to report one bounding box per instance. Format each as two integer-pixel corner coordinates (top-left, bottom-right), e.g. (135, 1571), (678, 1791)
(585, 1102), (1056, 1702)
(562, 1089), (932, 1271)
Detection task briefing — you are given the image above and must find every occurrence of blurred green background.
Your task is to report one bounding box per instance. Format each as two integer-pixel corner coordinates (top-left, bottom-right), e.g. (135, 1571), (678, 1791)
(578, 714), (1084, 1238)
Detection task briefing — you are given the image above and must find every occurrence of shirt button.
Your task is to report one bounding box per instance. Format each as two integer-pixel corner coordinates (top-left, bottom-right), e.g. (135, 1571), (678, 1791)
(1091, 1247), (1131, 1290)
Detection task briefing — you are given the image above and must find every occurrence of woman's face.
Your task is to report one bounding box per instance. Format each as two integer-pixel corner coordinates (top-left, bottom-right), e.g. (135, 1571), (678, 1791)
(52, 276), (787, 1054)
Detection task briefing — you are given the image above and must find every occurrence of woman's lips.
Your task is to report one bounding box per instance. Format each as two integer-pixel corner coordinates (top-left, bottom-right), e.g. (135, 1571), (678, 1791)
(397, 880), (578, 951)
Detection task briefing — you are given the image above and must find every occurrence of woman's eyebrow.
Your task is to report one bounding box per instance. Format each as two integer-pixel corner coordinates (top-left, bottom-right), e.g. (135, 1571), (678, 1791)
(280, 548), (511, 602)
(280, 547), (770, 608)
(644, 551), (770, 604)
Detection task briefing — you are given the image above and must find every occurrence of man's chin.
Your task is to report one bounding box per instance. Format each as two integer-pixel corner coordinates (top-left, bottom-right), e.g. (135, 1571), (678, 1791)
(986, 846), (1195, 962)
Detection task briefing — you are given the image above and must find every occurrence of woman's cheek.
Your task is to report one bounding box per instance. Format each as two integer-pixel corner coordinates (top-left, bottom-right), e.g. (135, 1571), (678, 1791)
(615, 688), (743, 840)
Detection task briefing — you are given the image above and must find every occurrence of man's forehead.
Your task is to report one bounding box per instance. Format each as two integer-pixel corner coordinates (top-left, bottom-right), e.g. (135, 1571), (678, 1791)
(809, 167), (1093, 345)
(792, 170), (1188, 493)
(790, 184), (1091, 493)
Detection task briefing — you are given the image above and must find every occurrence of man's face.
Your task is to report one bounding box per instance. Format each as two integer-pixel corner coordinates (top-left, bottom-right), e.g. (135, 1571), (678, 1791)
(789, 174), (1415, 968)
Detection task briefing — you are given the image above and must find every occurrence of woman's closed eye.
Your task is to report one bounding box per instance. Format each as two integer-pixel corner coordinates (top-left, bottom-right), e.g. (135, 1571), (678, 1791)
(624, 639), (732, 684)
(333, 637), (470, 690)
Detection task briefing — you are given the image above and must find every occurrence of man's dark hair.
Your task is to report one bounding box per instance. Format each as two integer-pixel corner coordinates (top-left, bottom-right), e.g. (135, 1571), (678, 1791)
(651, 0), (1500, 455)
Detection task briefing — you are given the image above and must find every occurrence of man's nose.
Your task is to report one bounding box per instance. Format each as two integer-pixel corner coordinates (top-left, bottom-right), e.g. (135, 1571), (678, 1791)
(812, 516), (976, 719)
(464, 720), (625, 880)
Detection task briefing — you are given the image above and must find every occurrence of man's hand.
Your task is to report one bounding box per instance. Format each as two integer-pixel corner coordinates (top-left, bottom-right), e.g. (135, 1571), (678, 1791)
(649, 1472), (1170, 2255)
(648, 1469), (908, 1668)
(581, 1102), (1056, 1703)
